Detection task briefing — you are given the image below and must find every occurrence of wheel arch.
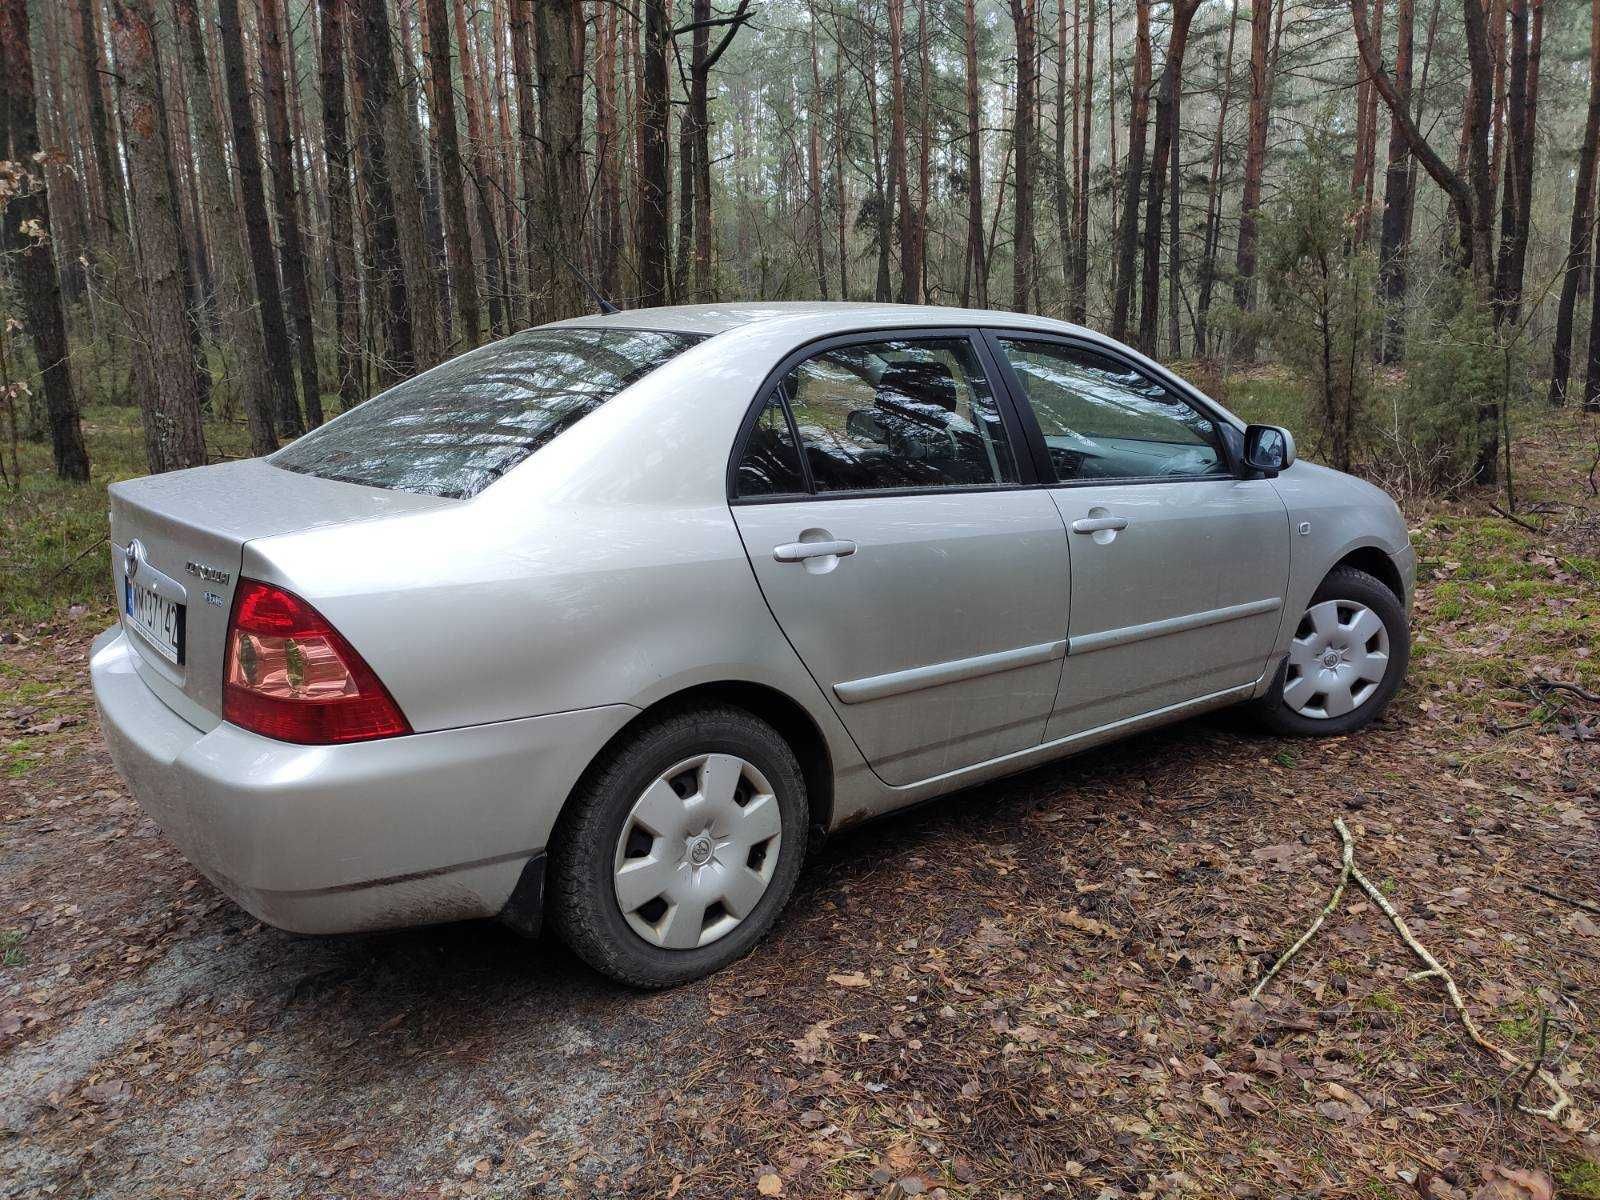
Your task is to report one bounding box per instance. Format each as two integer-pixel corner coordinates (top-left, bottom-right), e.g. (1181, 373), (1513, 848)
(565, 680), (836, 839)
(1329, 544), (1404, 602)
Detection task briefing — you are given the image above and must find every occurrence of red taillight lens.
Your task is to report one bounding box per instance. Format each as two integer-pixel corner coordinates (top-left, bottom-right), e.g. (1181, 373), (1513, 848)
(223, 580), (411, 745)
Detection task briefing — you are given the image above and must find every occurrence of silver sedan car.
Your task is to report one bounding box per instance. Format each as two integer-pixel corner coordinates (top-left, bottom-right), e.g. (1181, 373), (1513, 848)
(91, 303), (1414, 986)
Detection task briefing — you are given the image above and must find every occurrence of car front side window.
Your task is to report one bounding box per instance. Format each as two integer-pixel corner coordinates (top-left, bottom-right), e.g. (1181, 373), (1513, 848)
(996, 338), (1227, 483)
(772, 337), (1020, 494)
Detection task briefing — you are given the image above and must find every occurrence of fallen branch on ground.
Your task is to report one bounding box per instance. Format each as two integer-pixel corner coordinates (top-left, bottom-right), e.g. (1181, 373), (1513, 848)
(1250, 818), (1575, 1123)
(1523, 882), (1600, 916)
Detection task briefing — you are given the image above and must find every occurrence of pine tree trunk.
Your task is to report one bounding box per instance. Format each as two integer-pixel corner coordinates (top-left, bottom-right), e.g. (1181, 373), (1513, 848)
(532, 0), (586, 318)
(1110, 0), (1150, 340)
(1549, 0), (1600, 405)
(1054, 0), (1071, 308)
(639, 0), (670, 305)
(218, 0), (302, 434)
(1071, 0), (1094, 322)
(807, 3), (830, 298)
(108, 0), (207, 473)
(915, 0), (931, 301)
(1377, 0), (1415, 363)
(425, 0), (481, 346)
(76, 0), (125, 251)
(319, 0), (364, 412)
(831, 0), (850, 300)
(593, 0), (622, 302)
(454, 0), (507, 335)
(1137, 0), (1198, 355)
(1194, 0), (1238, 356)
(1009, 0), (1037, 312)
(0, 0), (90, 480)
(352, 0), (419, 380)
(175, 0), (277, 454)
(1231, 0), (1273, 358)
(1587, 207), (1600, 410)
(888, 0), (916, 302)
(258, 0), (320, 425)
(1493, 0), (1541, 328)
(962, 0), (986, 307)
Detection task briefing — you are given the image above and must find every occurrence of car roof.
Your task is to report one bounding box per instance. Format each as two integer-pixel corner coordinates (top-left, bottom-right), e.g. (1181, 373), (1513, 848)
(550, 301), (1091, 339)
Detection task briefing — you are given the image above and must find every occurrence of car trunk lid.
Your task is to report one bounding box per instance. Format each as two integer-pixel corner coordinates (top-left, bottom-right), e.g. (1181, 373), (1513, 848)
(108, 459), (454, 725)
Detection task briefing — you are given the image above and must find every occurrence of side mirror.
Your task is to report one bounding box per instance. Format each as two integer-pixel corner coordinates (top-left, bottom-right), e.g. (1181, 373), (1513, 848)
(1242, 424), (1296, 476)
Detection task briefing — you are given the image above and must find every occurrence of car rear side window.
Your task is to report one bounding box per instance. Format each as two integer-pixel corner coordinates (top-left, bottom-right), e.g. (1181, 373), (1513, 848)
(271, 328), (702, 498)
(775, 338), (1019, 494)
(735, 395), (806, 497)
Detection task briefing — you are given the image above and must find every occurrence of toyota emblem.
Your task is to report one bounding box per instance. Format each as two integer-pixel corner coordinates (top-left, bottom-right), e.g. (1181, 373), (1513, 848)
(124, 538), (142, 581)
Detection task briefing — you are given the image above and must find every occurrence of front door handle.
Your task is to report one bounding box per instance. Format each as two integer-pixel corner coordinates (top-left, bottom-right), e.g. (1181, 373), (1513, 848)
(1071, 516), (1129, 534)
(773, 539), (857, 563)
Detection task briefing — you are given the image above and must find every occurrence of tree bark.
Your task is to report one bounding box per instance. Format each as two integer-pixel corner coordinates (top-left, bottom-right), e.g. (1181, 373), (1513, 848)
(352, 0), (419, 381)
(962, 0), (986, 307)
(639, 0), (671, 304)
(888, 0), (916, 301)
(76, 0), (125, 252)
(1378, 0), (1415, 363)
(319, 0), (363, 412)
(1493, 0), (1541, 328)
(1195, 0), (1238, 356)
(1009, 0), (1038, 312)
(1549, 0), (1600, 405)
(217, 0), (302, 434)
(1071, 0), (1095, 321)
(1351, 0), (1492, 283)
(257, 0), (320, 425)
(1137, 0), (1200, 355)
(108, 0), (207, 473)
(1231, 0), (1273, 357)
(175, 0), (277, 454)
(807, 2), (830, 298)
(426, 0), (481, 347)
(1110, 0), (1150, 340)
(0, 0), (90, 480)
(532, 0), (586, 318)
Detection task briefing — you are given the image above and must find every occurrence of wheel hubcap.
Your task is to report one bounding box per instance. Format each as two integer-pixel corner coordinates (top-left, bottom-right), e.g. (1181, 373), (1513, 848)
(612, 753), (782, 950)
(1283, 599), (1391, 720)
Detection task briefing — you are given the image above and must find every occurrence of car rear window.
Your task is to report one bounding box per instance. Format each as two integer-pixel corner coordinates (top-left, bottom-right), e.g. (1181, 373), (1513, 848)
(270, 327), (703, 498)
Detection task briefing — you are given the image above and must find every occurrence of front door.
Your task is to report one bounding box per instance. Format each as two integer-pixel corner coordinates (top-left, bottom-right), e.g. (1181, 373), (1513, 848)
(986, 334), (1291, 739)
(730, 333), (1071, 786)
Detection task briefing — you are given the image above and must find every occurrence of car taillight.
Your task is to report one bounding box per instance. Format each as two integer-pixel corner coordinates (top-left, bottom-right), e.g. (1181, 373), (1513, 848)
(223, 580), (411, 745)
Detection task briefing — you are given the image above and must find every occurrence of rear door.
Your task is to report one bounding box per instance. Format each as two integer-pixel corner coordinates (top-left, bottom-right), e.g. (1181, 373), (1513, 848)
(984, 333), (1290, 738)
(730, 331), (1071, 787)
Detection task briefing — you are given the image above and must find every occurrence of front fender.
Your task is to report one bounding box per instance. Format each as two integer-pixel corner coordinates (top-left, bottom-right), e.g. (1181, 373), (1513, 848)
(1266, 462), (1414, 669)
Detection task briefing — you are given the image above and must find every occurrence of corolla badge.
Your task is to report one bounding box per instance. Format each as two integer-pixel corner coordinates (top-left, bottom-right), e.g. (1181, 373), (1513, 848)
(124, 539), (143, 582)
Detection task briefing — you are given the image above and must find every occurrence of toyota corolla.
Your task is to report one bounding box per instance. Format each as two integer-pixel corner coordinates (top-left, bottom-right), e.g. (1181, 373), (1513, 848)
(90, 303), (1414, 986)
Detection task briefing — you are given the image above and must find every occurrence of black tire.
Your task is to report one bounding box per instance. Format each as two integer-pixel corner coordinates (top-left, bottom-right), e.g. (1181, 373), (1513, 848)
(548, 705), (808, 988)
(1250, 565), (1410, 737)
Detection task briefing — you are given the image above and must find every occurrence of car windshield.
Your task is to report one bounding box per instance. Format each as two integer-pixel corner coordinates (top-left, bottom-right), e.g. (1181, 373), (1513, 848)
(271, 327), (703, 498)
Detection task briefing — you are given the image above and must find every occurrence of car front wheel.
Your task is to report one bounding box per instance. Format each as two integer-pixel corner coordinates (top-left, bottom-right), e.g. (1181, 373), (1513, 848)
(1252, 565), (1410, 736)
(548, 705), (808, 987)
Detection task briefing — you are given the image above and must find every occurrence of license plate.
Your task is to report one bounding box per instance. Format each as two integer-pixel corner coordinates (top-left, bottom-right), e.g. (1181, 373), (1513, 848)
(124, 576), (185, 665)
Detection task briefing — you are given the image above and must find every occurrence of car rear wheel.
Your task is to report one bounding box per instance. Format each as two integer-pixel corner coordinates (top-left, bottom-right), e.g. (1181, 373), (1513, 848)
(1251, 565), (1410, 737)
(548, 705), (808, 987)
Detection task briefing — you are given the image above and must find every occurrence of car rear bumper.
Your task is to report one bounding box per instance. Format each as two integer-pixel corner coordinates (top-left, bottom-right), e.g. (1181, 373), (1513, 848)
(90, 626), (634, 935)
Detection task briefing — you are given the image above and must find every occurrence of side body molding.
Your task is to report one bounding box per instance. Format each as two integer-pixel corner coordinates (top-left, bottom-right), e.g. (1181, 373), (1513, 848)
(834, 640), (1068, 705)
(1069, 597), (1283, 656)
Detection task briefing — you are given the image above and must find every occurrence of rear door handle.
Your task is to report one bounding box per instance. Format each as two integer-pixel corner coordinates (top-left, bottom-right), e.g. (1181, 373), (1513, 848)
(773, 539), (857, 563)
(1071, 516), (1129, 534)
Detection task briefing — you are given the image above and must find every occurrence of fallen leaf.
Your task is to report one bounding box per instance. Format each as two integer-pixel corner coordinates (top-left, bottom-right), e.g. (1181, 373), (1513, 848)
(827, 971), (870, 988)
(757, 1173), (783, 1196)
(1472, 1167), (1553, 1200)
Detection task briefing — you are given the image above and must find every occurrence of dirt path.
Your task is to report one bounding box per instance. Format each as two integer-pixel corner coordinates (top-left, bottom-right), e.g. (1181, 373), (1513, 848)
(3, 421), (1598, 1198)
